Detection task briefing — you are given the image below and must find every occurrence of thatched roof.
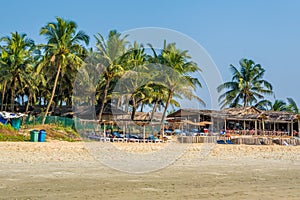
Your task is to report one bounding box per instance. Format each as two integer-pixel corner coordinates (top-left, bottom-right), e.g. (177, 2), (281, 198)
(259, 110), (297, 122)
(168, 109), (219, 118)
(222, 106), (261, 120)
(167, 107), (300, 123)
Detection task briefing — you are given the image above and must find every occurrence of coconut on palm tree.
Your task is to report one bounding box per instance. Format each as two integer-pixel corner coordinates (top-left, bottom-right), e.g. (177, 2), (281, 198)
(39, 17), (89, 124)
(218, 59), (273, 108)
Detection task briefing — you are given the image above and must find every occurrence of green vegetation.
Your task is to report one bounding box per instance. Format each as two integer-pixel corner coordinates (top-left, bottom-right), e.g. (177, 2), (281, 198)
(0, 123), (30, 141)
(0, 17), (203, 125)
(1, 16), (298, 130)
(47, 126), (81, 142)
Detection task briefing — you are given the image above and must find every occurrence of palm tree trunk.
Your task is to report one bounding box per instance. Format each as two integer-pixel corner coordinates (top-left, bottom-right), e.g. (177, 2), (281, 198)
(140, 102), (144, 112)
(21, 95), (24, 106)
(11, 77), (17, 112)
(42, 63), (61, 124)
(98, 79), (111, 121)
(160, 90), (172, 137)
(25, 92), (31, 113)
(131, 97), (137, 120)
(243, 95), (248, 108)
(124, 95), (129, 112)
(1, 80), (7, 111)
(150, 100), (158, 122)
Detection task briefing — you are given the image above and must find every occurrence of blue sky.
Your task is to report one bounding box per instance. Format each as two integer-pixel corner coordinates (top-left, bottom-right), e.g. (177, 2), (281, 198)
(1, 0), (300, 108)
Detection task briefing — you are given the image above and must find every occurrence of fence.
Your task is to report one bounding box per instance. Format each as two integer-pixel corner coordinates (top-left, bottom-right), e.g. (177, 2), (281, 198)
(24, 115), (75, 128)
(23, 116), (117, 133)
(177, 135), (300, 145)
(177, 136), (221, 143)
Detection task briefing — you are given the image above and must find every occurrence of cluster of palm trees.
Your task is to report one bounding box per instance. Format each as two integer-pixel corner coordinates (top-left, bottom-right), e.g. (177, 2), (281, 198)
(1, 16), (299, 129)
(0, 17), (203, 126)
(218, 58), (299, 113)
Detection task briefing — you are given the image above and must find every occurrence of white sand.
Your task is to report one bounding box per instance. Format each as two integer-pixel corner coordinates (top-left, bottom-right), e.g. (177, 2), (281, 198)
(0, 141), (299, 199)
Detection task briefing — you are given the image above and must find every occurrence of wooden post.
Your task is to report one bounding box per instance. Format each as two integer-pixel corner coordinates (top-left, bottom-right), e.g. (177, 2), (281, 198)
(262, 119), (265, 136)
(103, 123), (106, 141)
(243, 120), (246, 130)
(224, 119), (227, 131)
(143, 125), (146, 143)
(291, 120), (293, 137)
(298, 119), (300, 135)
(255, 120), (257, 135)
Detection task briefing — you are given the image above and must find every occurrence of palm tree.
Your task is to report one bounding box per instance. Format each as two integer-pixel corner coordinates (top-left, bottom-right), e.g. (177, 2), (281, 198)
(0, 61), (10, 111)
(286, 97), (299, 113)
(256, 99), (286, 111)
(256, 98), (299, 113)
(120, 42), (148, 119)
(94, 30), (128, 121)
(218, 59), (273, 108)
(271, 99), (287, 111)
(154, 42), (204, 136)
(0, 32), (35, 111)
(39, 17), (89, 124)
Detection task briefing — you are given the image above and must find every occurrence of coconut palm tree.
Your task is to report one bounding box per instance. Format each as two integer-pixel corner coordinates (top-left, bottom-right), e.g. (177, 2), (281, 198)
(286, 97), (299, 114)
(271, 99), (287, 111)
(94, 30), (128, 121)
(0, 32), (35, 111)
(154, 42), (204, 135)
(256, 98), (299, 113)
(120, 42), (149, 119)
(256, 99), (286, 111)
(39, 17), (89, 124)
(218, 59), (273, 108)
(0, 61), (10, 111)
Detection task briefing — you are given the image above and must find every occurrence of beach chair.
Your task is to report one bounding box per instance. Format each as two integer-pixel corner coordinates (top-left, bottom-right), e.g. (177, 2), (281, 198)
(216, 140), (226, 144)
(260, 140), (266, 145)
(226, 140), (234, 144)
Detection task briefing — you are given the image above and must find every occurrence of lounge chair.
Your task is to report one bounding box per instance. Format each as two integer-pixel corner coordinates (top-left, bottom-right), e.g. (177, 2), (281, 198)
(216, 140), (226, 144)
(226, 140), (234, 144)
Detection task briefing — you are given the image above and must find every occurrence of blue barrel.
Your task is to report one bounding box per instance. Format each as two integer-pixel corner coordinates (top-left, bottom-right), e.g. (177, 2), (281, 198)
(38, 130), (46, 142)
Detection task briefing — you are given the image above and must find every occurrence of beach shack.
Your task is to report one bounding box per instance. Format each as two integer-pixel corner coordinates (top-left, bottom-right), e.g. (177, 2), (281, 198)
(167, 107), (300, 137)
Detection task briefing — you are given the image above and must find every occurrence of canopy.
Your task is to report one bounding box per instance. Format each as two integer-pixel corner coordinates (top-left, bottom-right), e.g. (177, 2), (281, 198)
(0, 111), (25, 119)
(181, 119), (212, 126)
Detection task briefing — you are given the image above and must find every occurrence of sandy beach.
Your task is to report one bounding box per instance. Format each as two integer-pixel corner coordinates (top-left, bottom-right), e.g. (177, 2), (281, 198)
(0, 141), (299, 200)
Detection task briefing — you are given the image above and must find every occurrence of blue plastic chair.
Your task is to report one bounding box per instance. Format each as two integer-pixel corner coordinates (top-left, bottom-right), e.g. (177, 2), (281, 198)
(226, 140), (234, 144)
(216, 140), (226, 144)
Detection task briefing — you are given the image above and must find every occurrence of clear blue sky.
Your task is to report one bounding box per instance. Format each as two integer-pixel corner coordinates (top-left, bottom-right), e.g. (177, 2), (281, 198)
(1, 0), (300, 107)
